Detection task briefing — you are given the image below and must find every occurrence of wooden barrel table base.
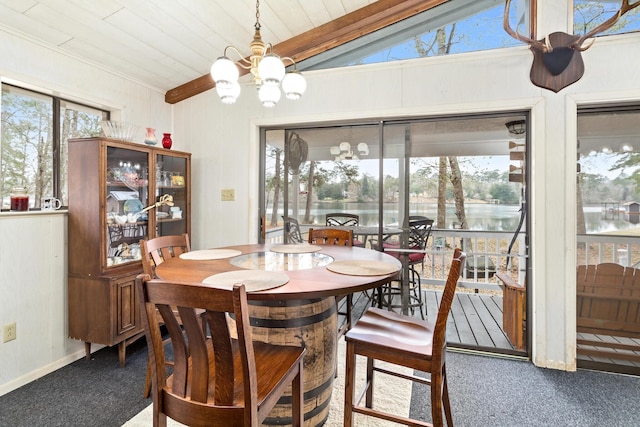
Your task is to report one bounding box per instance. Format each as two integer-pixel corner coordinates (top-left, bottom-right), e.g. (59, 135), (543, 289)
(250, 297), (337, 427)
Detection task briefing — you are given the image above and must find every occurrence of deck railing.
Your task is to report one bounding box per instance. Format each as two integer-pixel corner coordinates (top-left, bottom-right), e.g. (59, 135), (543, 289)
(266, 226), (639, 291)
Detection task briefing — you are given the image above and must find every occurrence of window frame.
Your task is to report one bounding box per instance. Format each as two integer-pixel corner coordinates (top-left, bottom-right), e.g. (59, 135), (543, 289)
(1, 83), (109, 210)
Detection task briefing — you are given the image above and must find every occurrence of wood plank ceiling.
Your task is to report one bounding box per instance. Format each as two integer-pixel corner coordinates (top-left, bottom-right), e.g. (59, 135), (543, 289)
(0, 0), (447, 104)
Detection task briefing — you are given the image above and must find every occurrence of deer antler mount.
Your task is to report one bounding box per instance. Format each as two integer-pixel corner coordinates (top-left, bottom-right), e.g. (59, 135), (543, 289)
(504, 0), (640, 93)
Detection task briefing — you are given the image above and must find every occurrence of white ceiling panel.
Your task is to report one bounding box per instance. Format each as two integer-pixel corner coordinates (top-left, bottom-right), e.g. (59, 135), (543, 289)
(0, 0), (372, 92)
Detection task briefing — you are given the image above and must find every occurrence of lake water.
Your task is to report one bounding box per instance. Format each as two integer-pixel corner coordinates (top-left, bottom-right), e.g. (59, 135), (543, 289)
(284, 202), (639, 234)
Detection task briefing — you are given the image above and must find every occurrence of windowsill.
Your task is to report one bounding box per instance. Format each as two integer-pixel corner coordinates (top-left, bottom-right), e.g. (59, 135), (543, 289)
(0, 209), (68, 216)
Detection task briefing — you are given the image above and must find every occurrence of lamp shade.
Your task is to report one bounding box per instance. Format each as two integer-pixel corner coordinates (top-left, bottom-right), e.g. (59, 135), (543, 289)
(210, 56), (239, 88)
(216, 80), (241, 104)
(282, 72), (307, 100)
(258, 54), (285, 86)
(258, 84), (281, 107)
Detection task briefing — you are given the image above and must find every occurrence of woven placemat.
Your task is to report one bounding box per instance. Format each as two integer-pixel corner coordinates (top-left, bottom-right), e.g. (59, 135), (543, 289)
(179, 249), (242, 260)
(202, 270), (289, 292)
(270, 243), (322, 254)
(326, 260), (400, 276)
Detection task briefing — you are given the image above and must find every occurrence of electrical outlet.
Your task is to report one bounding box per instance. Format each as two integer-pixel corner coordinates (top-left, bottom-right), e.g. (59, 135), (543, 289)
(3, 322), (16, 343)
(221, 189), (235, 201)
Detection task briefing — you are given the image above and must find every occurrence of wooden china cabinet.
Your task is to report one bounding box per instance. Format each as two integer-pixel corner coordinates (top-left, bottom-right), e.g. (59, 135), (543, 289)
(67, 137), (191, 367)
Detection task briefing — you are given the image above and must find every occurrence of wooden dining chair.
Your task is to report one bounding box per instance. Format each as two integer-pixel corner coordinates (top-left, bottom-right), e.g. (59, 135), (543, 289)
(308, 228), (354, 339)
(344, 249), (466, 427)
(325, 213), (365, 247)
(140, 233), (203, 399)
(136, 274), (306, 427)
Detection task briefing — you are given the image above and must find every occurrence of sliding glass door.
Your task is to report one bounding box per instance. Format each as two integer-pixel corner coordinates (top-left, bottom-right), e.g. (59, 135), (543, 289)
(260, 112), (530, 356)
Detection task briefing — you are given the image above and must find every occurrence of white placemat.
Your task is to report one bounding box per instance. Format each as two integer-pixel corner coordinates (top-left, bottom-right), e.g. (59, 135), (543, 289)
(202, 270), (289, 292)
(179, 249), (242, 260)
(326, 260), (400, 276)
(270, 243), (322, 254)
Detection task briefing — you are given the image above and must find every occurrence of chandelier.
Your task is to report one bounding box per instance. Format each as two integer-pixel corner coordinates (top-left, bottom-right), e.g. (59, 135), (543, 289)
(330, 142), (369, 161)
(210, 0), (307, 107)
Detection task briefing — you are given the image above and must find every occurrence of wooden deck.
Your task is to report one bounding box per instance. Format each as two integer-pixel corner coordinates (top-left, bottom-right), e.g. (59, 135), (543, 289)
(345, 289), (640, 375)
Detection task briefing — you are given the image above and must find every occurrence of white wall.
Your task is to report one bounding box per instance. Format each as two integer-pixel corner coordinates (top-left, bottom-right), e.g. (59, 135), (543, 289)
(173, 30), (640, 372)
(0, 29), (171, 396)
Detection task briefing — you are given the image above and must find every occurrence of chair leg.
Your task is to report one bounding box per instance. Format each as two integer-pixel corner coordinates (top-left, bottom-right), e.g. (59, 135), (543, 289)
(292, 360), (304, 427)
(365, 357), (375, 408)
(343, 341), (356, 427)
(431, 368), (445, 427)
(346, 293), (353, 331)
(442, 366), (453, 427)
(410, 265), (426, 320)
(143, 356), (152, 398)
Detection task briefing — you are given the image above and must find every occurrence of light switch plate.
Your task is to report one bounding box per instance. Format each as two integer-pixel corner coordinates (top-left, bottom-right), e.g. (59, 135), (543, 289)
(221, 189), (235, 201)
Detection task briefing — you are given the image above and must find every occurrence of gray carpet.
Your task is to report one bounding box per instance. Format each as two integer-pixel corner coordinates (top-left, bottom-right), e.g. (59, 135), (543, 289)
(411, 350), (640, 426)
(2, 341), (640, 426)
(0, 339), (150, 427)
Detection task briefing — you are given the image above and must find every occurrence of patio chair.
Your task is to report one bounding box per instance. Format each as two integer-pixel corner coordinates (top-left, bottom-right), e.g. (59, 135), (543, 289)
(343, 249), (466, 427)
(137, 274), (305, 427)
(282, 215), (304, 243)
(380, 217), (434, 319)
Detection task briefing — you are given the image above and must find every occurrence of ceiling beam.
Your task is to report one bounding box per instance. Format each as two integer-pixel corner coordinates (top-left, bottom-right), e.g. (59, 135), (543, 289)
(165, 0), (450, 104)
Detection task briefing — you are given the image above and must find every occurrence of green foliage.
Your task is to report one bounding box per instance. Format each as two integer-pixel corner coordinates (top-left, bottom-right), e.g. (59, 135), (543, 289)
(489, 182), (519, 204)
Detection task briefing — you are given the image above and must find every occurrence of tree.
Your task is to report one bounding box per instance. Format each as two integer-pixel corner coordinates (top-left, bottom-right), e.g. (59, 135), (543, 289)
(448, 157), (468, 228)
(436, 157), (447, 229)
(303, 161), (315, 223)
(269, 147), (282, 226)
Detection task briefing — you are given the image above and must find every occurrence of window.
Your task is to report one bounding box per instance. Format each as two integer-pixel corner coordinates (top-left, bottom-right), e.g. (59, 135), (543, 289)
(574, 0), (640, 37)
(298, 0), (532, 70)
(1, 84), (108, 209)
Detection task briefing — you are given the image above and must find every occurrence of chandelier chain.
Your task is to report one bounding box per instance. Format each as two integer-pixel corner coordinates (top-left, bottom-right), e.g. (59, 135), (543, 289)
(255, 0), (261, 30)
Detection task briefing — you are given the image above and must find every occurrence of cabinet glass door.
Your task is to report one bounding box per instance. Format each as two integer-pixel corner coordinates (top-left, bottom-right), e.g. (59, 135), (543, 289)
(155, 153), (188, 237)
(105, 146), (150, 267)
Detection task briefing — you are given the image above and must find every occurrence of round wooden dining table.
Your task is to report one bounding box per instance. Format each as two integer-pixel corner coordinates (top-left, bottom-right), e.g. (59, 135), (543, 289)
(155, 243), (401, 427)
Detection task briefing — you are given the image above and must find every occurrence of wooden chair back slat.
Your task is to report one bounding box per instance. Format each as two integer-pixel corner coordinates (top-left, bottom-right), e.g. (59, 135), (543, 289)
(308, 228), (353, 246)
(433, 248), (465, 353)
(140, 233), (191, 276)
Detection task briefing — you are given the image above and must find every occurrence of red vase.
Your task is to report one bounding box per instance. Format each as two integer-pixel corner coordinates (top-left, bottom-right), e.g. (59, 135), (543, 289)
(162, 133), (172, 149)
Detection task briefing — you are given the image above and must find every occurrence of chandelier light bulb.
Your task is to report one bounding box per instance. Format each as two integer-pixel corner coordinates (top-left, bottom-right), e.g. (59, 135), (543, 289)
(282, 72), (307, 100)
(258, 54), (285, 86)
(210, 56), (239, 88)
(216, 80), (241, 104)
(357, 142), (369, 155)
(258, 84), (281, 107)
